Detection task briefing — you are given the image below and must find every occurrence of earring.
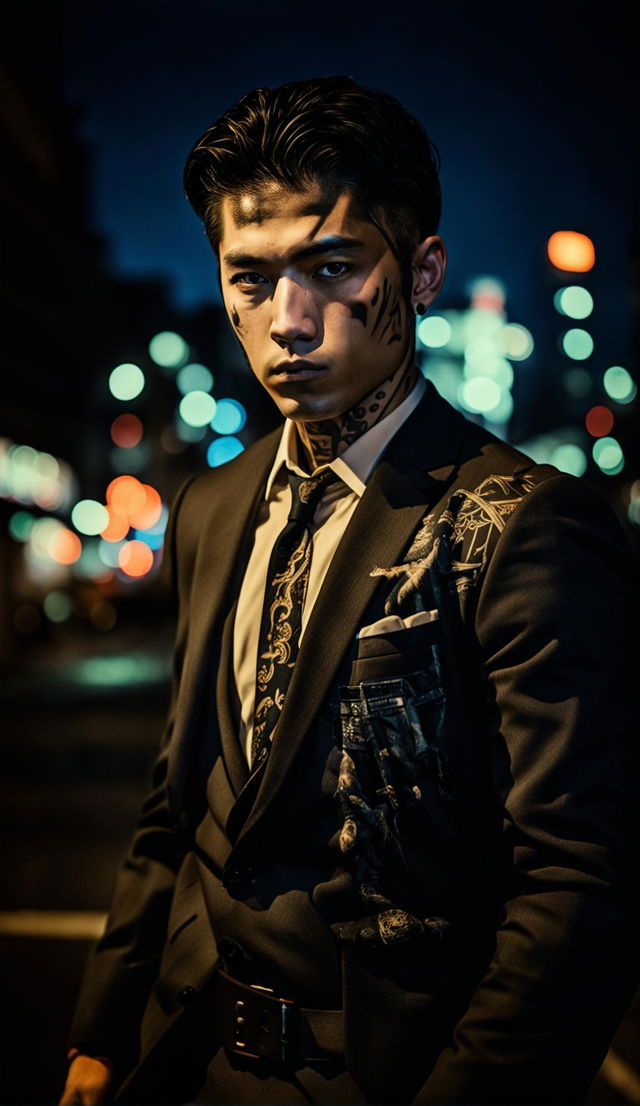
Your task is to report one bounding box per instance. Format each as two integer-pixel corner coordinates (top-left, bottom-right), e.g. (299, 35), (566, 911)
(415, 302), (425, 315)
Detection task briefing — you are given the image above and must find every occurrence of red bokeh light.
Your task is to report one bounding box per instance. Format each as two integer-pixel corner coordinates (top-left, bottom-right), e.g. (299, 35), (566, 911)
(111, 414), (143, 449)
(585, 405), (614, 438)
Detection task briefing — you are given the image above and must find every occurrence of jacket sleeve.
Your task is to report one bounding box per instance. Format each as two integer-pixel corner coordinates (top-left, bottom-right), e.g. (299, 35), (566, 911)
(416, 473), (640, 1104)
(67, 475), (197, 1081)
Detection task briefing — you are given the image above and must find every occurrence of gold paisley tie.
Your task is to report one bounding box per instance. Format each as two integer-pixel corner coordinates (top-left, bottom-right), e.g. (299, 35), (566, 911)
(251, 467), (339, 767)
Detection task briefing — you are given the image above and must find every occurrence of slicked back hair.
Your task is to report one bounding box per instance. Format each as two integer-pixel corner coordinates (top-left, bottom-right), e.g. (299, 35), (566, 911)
(183, 76), (441, 294)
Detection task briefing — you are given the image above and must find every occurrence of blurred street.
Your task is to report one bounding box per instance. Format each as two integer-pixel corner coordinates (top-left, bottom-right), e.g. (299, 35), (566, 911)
(0, 624), (170, 1103)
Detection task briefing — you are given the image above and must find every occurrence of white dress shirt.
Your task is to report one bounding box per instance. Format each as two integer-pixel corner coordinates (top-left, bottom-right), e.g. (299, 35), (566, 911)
(233, 373), (426, 762)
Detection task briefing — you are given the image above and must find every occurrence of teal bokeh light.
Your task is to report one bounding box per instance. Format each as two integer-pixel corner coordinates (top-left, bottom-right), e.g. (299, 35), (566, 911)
(149, 331), (189, 369)
(593, 436), (624, 475)
(554, 286), (594, 320)
(603, 366), (637, 404)
(561, 329), (594, 361)
(179, 391), (217, 427)
(211, 399), (247, 435)
(207, 437), (244, 467)
(109, 363), (145, 401)
(177, 363), (214, 394)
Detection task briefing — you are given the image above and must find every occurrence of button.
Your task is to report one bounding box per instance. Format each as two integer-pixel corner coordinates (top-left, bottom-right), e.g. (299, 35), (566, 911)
(222, 863), (242, 886)
(177, 986), (196, 1007)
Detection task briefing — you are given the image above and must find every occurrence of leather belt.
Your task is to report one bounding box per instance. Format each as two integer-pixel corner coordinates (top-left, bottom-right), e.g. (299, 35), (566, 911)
(214, 969), (344, 1069)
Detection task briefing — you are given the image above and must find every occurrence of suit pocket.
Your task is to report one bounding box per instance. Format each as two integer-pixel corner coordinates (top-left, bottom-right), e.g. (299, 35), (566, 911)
(349, 619), (442, 683)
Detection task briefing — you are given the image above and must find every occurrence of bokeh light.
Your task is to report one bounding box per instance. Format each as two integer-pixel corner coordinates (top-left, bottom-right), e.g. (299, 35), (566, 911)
(207, 437), (245, 467)
(211, 398), (247, 435)
(43, 590), (73, 623)
(99, 539), (125, 567)
(593, 436), (624, 475)
(547, 231), (595, 273)
(585, 405), (614, 438)
(149, 331), (189, 369)
(49, 528), (82, 565)
(553, 286), (594, 319)
(8, 510), (35, 542)
(29, 517), (64, 561)
(109, 363), (145, 401)
(603, 365), (637, 404)
(500, 324), (534, 361)
(458, 377), (502, 414)
(463, 356), (513, 389)
(119, 540), (154, 577)
(469, 277), (506, 312)
(71, 500), (110, 536)
(111, 413), (143, 448)
(549, 443), (587, 477)
(176, 363), (214, 394)
(563, 368), (592, 397)
(100, 507), (129, 543)
(107, 475), (146, 518)
(179, 391), (217, 427)
(175, 420), (208, 443)
(74, 541), (110, 581)
(417, 316), (452, 348)
(127, 485), (162, 530)
(483, 389), (514, 423)
(561, 329), (593, 360)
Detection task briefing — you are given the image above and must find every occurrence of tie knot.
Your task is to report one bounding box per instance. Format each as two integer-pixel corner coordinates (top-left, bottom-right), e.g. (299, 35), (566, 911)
(287, 468), (338, 524)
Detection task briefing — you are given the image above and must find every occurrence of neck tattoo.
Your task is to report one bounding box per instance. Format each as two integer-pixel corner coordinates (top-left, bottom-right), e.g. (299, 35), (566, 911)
(297, 357), (418, 471)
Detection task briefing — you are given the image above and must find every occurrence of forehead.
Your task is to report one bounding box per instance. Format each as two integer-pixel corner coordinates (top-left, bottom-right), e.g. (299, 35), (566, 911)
(218, 184), (386, 262)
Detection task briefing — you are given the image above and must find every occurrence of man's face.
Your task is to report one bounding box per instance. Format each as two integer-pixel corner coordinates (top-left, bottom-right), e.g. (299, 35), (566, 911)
(218, 184), (415, 422)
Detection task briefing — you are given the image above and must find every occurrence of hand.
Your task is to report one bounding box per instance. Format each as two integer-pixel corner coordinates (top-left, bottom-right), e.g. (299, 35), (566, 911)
(59, 1054), (113, 1105)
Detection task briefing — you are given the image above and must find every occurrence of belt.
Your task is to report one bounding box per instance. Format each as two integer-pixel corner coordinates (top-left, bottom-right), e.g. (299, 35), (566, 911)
(214, 969), (344, 1070)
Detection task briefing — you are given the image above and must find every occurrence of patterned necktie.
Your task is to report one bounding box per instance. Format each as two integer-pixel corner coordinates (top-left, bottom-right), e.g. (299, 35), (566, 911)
(251, 467), (339, 767)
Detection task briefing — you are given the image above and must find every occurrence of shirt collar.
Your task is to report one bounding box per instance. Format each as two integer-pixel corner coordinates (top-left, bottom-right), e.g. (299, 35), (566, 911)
(264, 371), (426, 501)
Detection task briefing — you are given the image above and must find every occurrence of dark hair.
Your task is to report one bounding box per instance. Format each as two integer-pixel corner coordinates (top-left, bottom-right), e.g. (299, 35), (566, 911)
(183, 76), (441, 284)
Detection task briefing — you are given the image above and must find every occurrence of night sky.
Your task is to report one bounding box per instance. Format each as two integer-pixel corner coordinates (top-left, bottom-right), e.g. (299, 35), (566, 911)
(61, 0), (639, 361)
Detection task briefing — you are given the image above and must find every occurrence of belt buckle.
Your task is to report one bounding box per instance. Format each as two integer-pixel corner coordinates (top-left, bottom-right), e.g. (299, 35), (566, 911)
(223, 976), (302, 1069)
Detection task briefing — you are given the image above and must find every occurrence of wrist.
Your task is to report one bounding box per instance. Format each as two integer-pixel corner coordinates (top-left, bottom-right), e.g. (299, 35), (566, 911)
(67, 1048), (113, 1073)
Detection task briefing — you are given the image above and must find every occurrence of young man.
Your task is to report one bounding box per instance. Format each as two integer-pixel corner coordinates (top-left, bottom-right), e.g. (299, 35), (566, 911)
(61, 77), (639, 1105)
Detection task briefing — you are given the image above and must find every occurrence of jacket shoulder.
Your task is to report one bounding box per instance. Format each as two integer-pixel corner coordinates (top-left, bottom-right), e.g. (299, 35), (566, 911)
(175, 424), (282, 516)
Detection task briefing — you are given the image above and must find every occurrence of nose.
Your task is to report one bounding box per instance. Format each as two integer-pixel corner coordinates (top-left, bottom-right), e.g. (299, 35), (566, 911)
(269, 276), (317, 350)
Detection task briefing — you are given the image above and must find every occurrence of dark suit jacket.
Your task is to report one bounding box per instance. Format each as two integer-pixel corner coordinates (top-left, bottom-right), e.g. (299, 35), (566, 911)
(70, 381), (640, 1104)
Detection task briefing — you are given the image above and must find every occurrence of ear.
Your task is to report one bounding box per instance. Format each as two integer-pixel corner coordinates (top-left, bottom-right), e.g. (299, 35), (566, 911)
(411, 235), (447, 312)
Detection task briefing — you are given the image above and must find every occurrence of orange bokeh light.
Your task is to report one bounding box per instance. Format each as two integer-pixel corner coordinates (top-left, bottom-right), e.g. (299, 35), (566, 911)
(128, 485), (162, 530)
(49, 528), (82, 565)
(101, 506), (130, 542)
(547, 231), (595, 273)
(585, 405), (614, 438)
(111, 413), (143, 448)
(107, 475), (147, 518)
(118, 539), (154, 577)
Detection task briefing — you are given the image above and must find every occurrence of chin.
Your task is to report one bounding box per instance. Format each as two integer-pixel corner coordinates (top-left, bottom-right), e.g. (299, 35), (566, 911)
(269, 390), (346, 424)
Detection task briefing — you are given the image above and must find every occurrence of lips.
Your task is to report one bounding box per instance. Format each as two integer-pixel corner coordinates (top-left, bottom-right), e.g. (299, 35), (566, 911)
(270, 359), (324, 375)
(269, 359), (328, 384)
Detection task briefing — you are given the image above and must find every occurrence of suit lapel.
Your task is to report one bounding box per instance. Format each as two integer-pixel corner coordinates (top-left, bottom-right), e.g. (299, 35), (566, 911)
(214, 598), (250, 797)
(233, 381), (470, 851)
(168, 430), (279, 804)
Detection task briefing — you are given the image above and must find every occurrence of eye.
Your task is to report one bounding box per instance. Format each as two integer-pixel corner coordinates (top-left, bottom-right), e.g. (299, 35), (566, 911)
(230, 272), (268, 288)
(315, 261), (353, 279)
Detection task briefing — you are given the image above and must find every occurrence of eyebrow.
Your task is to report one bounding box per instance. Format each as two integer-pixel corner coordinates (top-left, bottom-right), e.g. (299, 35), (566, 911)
(222, 235), (364, 269)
